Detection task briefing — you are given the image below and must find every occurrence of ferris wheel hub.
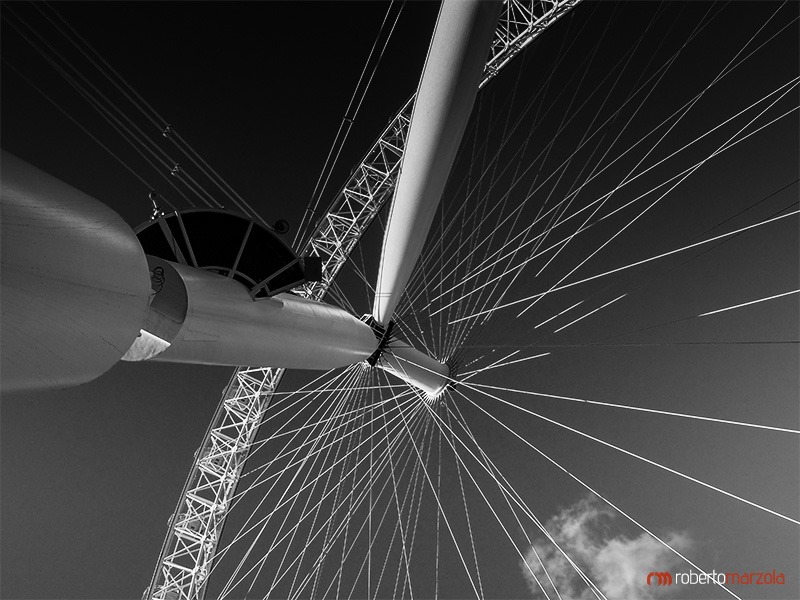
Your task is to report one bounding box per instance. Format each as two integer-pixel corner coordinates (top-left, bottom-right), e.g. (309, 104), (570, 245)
(363, 316), (450, 398)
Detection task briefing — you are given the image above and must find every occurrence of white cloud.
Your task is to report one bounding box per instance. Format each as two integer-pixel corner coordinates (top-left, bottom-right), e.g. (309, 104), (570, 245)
(519, 495), (692, 600)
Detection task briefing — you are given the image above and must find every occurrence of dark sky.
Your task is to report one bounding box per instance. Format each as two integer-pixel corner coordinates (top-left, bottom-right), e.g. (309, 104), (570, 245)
(1, 2), (798, 599)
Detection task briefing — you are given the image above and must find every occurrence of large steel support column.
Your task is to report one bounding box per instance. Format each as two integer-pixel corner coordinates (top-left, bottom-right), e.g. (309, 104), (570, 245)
(370, 0), (502, 395)
(123, 256), (376, 370)
(372, 0), (502, 326)
(1, 151), (377, 392)
(0, 150), (152, 392)
(377, 342), (450, 398)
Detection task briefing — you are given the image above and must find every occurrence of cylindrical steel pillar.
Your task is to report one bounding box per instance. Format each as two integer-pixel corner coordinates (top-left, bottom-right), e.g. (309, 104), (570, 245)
(123, 256), (378, 370)
(373, 0), (502, 325)
(376, 341), (450, 398)
(1, 150), (151, 392)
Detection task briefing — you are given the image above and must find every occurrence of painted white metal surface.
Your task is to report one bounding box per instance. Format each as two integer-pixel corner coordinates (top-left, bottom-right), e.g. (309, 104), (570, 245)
(125, 257), (377, 370)
(376, 341), (450, 397)
(372, 0), (503, 326)
(0, 150), (151, 392)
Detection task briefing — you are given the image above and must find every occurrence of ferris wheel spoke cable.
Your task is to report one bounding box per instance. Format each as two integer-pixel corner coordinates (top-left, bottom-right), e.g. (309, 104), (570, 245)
(528, 16), (687, 286)
(442, 419), (584, 600)
(355, 231), (378, 308)
(233, 366), (363, 484)
(378, 371), (418, 600)
(465, 381), (800, 435)
(545, 1), (686, 233)
(22, 0), (263, 219)
(428, 395), (603, 600)
(216, 385), (358, 598)
(409, 0), (693, 284)
(249, 389), (408, 452)
(1, 11), (205, 210)
(454, 127), (553, 341)
(516, 86), (800, 319)
(448, 394), (614, 600)
(445, 400), (567, 600)
(535, 178), (800, 341)
(297, 0), (404, 248)
(399, 161), (516, 338)
(546, 9), (800, 220)
(215, 391), (425, 593)
(37, 1), (261, 220)
(317, 432), (416, 600)
(0, 60), (176, 208)
(377, 416), (445, 600)
(335, 401), (376, 600)
(461, 378), (800, 526)
(258, 380), (366, 600)
(420, 14), (797, 304)
(326, 281), (359, 316)
(32, 1), (164, 133)
(552, 293), (627, 333)
(532, 7), (715, 265)
(443, 162), (800, 325)
(522, 5), (622, 273)
(166, 130), (263, 221)
(295, 389), (374, 598)
(456, 386), (746, 600)
(236, 370), (370, 520)
(395, 258), (444, 357)
(443, 388), (628, 600)
(447, 127), (495, 353)
(267, 400), (429, 599)
(370, 379), (462, 599)
(389, 384), (483, 599)
(329, 410), (427, 600)
(268, 384), (384, 598)
(433, 416), (443, 599)
(521, 25), (796, 316)
(310, 384), (367, 600)
(240, 378), (369, 477)
(406, 240), (441, 353)
(410, 204), (792, 366)
(7, 7), (227, 211)
(697, 289), (799, 317)
(213, 370), (366, 578)
(435, 202), (448, 356)
(391, 312), (435, 362)
(231, 389), (419, 512)
(379, 405), (431, 600)
(333, 410), (430, 600)
(428, 65), (800, 320)
(460, 351), (552, 381)
(444, 406), (485, 598)
(404, 415), (440, 597)
(413, 180), (556, 348)
(592, 281), (800, 346)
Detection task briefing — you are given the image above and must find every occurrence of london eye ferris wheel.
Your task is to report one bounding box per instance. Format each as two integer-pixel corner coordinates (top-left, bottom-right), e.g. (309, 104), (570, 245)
(1, 2), (798, 599)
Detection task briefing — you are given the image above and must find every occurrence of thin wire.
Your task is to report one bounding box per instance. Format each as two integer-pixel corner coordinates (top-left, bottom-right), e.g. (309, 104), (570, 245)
(447, 208), (799, 323)
(457, 388), (743, 600)
(296, 1), (405, 249)
(458, 379), (800, 525)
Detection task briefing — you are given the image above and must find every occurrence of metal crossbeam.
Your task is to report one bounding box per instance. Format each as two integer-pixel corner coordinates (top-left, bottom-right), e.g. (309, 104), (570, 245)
(145, 2), (581, 598)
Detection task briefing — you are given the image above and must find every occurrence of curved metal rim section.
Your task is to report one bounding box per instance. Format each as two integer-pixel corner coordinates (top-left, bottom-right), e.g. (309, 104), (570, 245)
(145, 2), (583, 598)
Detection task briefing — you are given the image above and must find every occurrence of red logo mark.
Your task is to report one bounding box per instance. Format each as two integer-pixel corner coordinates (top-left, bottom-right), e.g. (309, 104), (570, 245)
(647, 572), (673, 586)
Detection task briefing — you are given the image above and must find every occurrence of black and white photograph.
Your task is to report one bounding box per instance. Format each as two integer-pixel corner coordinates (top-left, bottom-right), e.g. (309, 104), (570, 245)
(1, 1), (798, 599)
